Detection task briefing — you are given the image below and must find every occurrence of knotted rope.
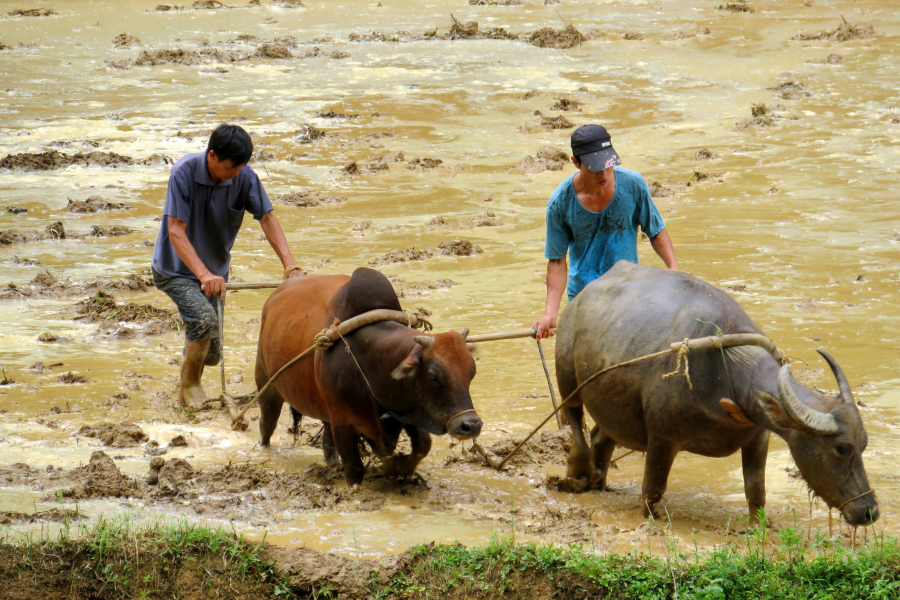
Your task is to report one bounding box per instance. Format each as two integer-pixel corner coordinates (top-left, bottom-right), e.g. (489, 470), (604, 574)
(662, 338), (692, 389)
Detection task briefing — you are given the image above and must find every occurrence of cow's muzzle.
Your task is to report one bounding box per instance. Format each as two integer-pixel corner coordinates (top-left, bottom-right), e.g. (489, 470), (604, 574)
(840, 490), (879, 526)
(447, 409), (483, 440)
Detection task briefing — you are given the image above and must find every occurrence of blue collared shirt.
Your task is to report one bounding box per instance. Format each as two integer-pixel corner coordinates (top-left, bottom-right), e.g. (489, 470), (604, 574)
(151, 152), (273, 280)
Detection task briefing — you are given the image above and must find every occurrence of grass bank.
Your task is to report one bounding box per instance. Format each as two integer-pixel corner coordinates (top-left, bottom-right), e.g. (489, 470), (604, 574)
(1, 516), (898, 599)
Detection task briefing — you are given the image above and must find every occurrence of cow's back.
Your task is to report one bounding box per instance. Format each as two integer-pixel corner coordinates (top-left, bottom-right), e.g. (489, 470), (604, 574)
(256, 274), (350, 422)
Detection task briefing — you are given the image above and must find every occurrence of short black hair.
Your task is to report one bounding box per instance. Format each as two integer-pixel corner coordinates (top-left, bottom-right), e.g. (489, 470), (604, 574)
(207, 123), (253, 166)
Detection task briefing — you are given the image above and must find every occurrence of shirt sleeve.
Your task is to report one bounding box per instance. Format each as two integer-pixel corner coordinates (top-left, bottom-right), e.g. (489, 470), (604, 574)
(243, 167), (274, 221)
(161, 168), (192, 223)
(544, 200), (572, 260)
(635, 177), (666, 238)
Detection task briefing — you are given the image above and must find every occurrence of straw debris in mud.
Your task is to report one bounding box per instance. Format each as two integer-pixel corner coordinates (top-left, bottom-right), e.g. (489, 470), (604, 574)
(792, 17), (876, 42)
(0, 271), (154, 300)
(527, 24), (585, 49)
(73, 291), (182, 335)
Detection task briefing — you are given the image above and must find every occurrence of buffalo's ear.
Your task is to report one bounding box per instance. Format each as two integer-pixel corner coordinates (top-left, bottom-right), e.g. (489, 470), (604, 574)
(391, 345), (423, 380)
(466, 343), (477, 353)
(720, 398), (753, 426)
(756, 391), (798, 430)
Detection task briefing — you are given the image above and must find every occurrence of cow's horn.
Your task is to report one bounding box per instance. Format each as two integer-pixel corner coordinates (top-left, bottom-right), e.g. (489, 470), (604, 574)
(816, 349), (853, 405)
(457, 328), (469, 340)
(777, 364), (839, 434)
(413, 336), (434, 349)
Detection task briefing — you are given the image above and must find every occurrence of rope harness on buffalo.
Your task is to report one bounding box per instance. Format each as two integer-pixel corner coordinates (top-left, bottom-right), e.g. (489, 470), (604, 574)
(493, 332), (783, 469)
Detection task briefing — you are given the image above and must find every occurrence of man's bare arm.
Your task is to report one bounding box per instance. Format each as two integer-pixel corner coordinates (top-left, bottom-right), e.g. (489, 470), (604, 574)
(532, 258), (568, 339)
(259, 211), (301, 279)
(650, 229), (678, 270)
(167, 216), (226, 299)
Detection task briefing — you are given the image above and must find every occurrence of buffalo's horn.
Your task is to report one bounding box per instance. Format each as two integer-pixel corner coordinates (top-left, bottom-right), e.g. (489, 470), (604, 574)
(816, 349), (853, 405)
(777, 364), (839, 434)
(413, 336), (434, 349)
(457, 327), (469, 340)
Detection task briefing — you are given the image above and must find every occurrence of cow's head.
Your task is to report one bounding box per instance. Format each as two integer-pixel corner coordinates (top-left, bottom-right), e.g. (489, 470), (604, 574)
(389, 328), (482, 439)
(757, 350), (878, 526)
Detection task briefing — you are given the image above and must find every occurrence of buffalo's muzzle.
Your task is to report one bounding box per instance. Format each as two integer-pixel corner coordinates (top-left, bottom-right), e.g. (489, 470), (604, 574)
(842, 499), (880, 526)
(448, 412), (483, 439)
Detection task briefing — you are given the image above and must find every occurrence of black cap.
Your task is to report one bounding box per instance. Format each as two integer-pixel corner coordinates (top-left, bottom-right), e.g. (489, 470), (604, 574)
(570, 124), (622, 172)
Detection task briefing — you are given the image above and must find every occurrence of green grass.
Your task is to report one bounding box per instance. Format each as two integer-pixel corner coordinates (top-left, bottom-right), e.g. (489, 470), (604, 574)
(2, 515), (899, 599)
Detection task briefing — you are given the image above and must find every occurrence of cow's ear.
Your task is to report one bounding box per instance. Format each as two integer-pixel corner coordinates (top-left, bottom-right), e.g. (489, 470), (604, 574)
(756, 391), (798, 430)
(466, 343), (477, 353)
(391, 345), (423, 380)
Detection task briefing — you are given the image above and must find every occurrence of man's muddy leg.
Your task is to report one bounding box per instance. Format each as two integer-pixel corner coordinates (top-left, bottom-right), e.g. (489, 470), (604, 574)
(179, 339), (209, 408)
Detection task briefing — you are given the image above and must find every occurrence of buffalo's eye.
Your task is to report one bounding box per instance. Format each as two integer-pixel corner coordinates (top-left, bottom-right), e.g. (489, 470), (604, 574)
(428, 372), (441, 384)
(835, 444), (853, 458)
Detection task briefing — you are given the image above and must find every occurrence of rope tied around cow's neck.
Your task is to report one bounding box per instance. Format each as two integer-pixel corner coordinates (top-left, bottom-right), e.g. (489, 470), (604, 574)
(662, 338), (693, 390)
(403, 308), (433, 332)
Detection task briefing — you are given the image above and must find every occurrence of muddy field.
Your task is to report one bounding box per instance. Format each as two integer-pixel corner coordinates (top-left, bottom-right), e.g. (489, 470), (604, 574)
(0, 0), (899, 563)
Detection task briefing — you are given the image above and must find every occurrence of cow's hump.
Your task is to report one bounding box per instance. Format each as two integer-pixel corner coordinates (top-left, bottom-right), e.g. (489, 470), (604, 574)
(332, 267), (402, 319)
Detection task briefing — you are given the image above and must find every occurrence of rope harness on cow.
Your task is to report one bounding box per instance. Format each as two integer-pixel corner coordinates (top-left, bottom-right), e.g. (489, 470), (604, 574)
(229, 308), (432, 429)
(493, 332), (783, 469)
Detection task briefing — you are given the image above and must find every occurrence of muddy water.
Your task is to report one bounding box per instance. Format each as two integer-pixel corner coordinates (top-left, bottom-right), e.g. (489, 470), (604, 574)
(0, 0), (899, 557)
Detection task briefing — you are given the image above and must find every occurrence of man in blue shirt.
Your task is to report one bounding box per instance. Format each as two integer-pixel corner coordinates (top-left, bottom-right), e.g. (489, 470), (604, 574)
(151, 124), (302, 408)
(533, 124), (678, 339)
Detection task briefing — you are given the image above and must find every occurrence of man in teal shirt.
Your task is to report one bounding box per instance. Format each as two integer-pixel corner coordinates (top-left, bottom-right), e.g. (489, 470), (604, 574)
(533, 124), (678, 338)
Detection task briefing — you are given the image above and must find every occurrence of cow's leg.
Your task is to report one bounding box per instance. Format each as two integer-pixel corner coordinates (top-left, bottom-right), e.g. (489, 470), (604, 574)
(321, 422), (340, 464)
(257, 386), (284, 448)
(591, 430), (618, 491)
(641, 438), (677, 519)
(381, 425), (432, 477)
(331, 421), (365, 485)
(741, 430), (770, 526)
(565, 403), (596, 481)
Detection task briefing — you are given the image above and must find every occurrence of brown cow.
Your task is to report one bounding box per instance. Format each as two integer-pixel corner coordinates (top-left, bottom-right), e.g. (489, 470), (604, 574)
(254, 267), (482, 484)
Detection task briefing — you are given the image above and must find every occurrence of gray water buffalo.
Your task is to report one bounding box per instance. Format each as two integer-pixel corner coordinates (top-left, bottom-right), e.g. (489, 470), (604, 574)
(555, 261), (878, 526)
(255, 267), (482, 485)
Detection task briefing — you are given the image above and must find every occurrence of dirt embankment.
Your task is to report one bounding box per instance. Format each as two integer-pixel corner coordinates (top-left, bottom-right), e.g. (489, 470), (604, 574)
(0, 150), (170, 171)
(369, 240), (483, 266)
(0, 271), (154, 300)
(72, 291), (181, 337)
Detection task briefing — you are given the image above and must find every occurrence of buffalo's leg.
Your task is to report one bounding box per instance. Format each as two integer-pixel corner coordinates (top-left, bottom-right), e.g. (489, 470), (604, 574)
(381, 425), (432, 476)
(321, 422), (340, 464)
(257, 385), (285, 448)
(565, 403), (597, 481)
(332, 421), (365, 485)
(591, 430), (618, 491)
(741, 430), (770, 526)
(641, 438), (677, 518)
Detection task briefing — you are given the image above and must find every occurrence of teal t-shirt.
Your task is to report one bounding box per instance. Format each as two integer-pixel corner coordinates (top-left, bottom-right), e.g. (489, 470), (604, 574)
(544, 167), (665, 300)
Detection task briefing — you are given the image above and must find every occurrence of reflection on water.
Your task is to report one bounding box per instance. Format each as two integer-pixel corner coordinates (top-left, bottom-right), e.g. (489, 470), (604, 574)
(0, 0), (898, 555)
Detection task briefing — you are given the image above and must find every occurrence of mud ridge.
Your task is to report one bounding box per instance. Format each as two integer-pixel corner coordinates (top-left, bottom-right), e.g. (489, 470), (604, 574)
(72, 291), (182, 336)
(275, 189), (347, 207)
(0, 150), (165, 171)
(369, 240), (483, 266)
(0, 271), (154, 301)
(792, 17), (875, 42)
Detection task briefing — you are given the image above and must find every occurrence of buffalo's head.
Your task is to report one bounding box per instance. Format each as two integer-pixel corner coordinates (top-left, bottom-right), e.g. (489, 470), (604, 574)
(389, 328), (482, 439)
(757, 350), (877, 526)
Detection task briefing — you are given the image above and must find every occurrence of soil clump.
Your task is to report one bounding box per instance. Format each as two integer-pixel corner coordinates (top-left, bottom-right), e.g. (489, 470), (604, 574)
(72, 291), (182, 336)
(527, 24), (586, 49)
(39, 451), (140, 500)
(88, 225), (131, 237)
(369, 239), (483, 266)
(275, 189), (347, 207)
(387, 275), (458, 299)
(57, 372), (87, 383)
(809, 53), (843, 65)
(718, 1), (755, 13)
(0, 222), (69, 245)
(6, 8), (56, 17)
(77, 422), (149, 447)
(292, 123), (325, 143)
(550, 97), (582, 112)
(792, 17), (875, 42)
(112, 33), (141, 48)
(0, 271), (154, 300)
(468, 0), (522, 5)
(509, 146), (569, 173)
(695, 148), (718, 161)
(460, 210), (503, 228)
(67, 196), (134, 213)
(272, 0), (305, 6)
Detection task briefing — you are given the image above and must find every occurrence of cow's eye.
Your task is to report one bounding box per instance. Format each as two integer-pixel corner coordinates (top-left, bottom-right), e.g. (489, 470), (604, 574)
(428, 372), (440, 384)
(834, 444), (853, 458)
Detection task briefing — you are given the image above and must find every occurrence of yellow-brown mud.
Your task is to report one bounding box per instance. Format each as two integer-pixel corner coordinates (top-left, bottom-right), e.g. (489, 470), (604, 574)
(0, 0), (898, 560)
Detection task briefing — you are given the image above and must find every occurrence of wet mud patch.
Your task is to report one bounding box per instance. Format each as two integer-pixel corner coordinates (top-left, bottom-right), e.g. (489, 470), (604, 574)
(67, 196), (135, 213)
(72, 291), (182, 336)
(468, 0), (522, 5)
(550, 97), (582, 112)
(695, 148), (718, 161)
(387, 275), (458, 299)
(445, 429), (570, 478)
(0, 271), (153, 300)
(5, 8), (57, 17)
(519, 112), (577, 133)
(792, 17), (875, 42)
(718, 1), (755, 13)
(57, 372), (87, 384)
(369, 239), (483, 266)
(112, 33), (141, 48)
(768, 80), (810, 100)
(509, 146), (569, 173)
(38, 451), (141, 501)
(76, 422), (149, 447)
(88, 225), (132, 237)
(275, 189), (347, 207)
(808, 53), (843, 65)
(647, 179), (686, 199)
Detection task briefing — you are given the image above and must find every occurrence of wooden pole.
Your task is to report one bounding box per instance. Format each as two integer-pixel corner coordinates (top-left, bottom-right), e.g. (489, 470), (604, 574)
(201, 281), (283, 292)
(467, 328), (556, 343)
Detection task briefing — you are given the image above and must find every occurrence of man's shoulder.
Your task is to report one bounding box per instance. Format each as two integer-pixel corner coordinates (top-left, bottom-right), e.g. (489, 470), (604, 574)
(170, 152), (203, 180)
(614, 166), (648, 188)
(547, 174), (575, 210)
